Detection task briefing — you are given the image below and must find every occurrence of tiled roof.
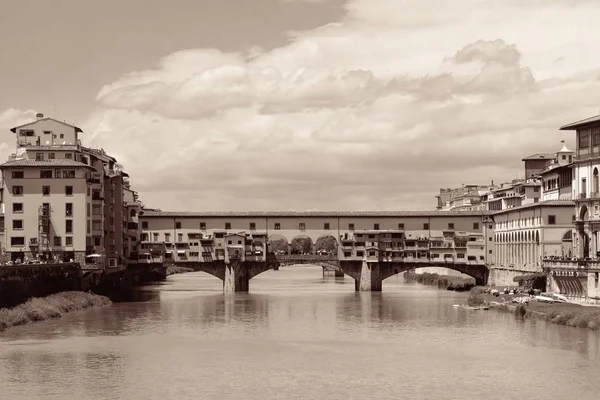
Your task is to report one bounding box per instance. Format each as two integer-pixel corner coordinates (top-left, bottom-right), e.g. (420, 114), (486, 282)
(522, 152), (555, 161)
(491, 200), (575, 215)
(139, 209), (492, 218)
(10, 117), (83, 133)
(0, 159), (94, 169)
(560, 114), (600, 130)
(538, 162), (573, 176)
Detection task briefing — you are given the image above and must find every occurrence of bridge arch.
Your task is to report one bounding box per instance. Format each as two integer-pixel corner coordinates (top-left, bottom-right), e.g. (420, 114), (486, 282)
(381, 263), (488, 285)
(268, 234), (290, 255)
(314, 234), (338, 256)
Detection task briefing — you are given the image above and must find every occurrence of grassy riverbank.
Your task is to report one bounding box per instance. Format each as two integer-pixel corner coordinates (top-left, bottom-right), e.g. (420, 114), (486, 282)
(467, 287), (600, 331)
(404, 271), (475, 292)
(166, 266), (194, 276)
(0, 291), (111, 333)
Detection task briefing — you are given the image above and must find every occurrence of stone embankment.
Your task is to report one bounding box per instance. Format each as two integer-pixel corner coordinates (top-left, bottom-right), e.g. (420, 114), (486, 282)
(404, 271), (475, 292)
(467, 287), (600, 331)
(0, 291), (111, 333)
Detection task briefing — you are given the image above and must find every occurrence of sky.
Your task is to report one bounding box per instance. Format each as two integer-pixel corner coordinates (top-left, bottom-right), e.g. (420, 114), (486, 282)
(1, 0), (600, 211)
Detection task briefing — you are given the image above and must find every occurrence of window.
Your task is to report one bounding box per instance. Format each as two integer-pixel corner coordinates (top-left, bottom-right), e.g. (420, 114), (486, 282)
(66, 236), (73, 246)
(349, 223), (355, 230)
(55, 168), (61, 178)
(48, 153), (55, 159)
(448, 223), (455, 230)
(54, 236), (62, 246)
(94, 237), (101, 246)
(593, 127), (600, 146)
(40, 170), (52, 179)
(11, 237), (25, 246)
(175, 222), (182, 229)
(12, 186), (23, 196)
(65, 185), (73, 196)
(225, 223), (231, 230)
(274, 223), (281, 230)
(87, 220), (90, 234)
(65, 153), (72, 159)
(42, 186), (50, 196)
(66, 203), (73, 217)
(62, 170), (75, 178)
(473, 222), (479, 230)
(423, 223), (429, 230)
(36, 153), (44, 161)
(398, 223), (404, 230)
(488, 224), (493, 229)
(250, 222), (256, 230)
(299, 222), (306, 231)
(374, 223), (380, 230)
(153, 233), (159, 241)
(178, 233), (183, 242)
(200, 222), (206, 230)
(324, 223), (330, 230)
(165, 233), (171, 242)
(228, 240), (232, 245)
(66, 220), (73, 234)
(60, 134), (64, 139)
(548, 215), (556, 225)
(579, 129), (590, 148)
(19, 129), (34, 137)
(11, 171), (23, 179)
(489, 237), (493, 241)
(43, 130), (52, 135)
(572, 215), (576, 222)
(142, 221), (148, 229)
(489, 249), (492, 254)
(86, 203), (90, 217)
(12, 220), (23, 230)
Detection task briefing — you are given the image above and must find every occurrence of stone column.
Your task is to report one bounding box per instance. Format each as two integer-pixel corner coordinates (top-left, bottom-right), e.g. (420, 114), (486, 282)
(223, 259), (250, 293)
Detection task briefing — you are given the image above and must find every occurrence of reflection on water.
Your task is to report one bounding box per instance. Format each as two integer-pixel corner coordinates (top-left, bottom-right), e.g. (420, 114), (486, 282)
(1, 266), (599, 400)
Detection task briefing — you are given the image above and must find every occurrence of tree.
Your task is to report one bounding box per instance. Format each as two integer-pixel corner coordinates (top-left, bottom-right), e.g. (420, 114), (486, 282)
(268, 238), (288, 254)
(315, 236), (337, 253)
(290, 237), (313, 254)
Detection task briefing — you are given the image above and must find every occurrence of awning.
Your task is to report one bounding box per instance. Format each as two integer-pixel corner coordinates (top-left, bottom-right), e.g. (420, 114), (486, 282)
(177, 250), (186, 254)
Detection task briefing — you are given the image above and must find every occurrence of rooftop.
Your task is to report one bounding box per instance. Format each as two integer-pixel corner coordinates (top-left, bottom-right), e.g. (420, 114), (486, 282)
(0, 159), (94, 169)
(139, 210), (492, 218)
(522, 152), (555, 161)
(560, 114), (600, 131)
(18, 144), (80, 151)
(10, 117), (83, 133)
(539, 162), (573, 176)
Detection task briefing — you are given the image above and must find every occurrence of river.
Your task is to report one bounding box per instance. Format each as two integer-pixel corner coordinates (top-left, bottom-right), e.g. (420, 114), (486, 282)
(1, 266), (599, 400)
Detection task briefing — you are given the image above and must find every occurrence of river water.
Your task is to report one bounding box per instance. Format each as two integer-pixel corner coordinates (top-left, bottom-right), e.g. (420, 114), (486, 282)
(1, 266), (599, 400)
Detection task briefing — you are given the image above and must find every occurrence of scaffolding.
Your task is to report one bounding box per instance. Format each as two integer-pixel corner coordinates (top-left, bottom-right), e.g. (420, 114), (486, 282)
(38, 204), (52, 253)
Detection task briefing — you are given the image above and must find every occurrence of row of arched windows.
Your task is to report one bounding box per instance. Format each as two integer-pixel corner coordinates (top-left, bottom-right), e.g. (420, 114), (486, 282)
(494, 230), (540, 244)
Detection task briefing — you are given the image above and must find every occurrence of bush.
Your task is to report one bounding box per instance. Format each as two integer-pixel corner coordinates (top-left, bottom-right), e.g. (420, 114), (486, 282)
(0, 291), (111, 333)
(514, 304), (527, 318)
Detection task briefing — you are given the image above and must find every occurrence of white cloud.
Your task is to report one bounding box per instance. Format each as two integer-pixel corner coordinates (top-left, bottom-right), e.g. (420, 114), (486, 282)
(11, 0), (600, 211)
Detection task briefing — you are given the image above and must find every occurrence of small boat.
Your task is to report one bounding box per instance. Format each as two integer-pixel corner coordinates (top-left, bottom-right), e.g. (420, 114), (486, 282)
(535, 295), (555, 303)
(460, 305), (490, 311)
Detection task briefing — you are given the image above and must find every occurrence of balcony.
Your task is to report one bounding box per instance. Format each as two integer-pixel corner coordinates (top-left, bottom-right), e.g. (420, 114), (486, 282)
(127, 222), (138, 230)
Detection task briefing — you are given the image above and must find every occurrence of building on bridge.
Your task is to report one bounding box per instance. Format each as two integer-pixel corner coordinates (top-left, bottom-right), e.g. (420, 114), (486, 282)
(136, 210), (495, 290)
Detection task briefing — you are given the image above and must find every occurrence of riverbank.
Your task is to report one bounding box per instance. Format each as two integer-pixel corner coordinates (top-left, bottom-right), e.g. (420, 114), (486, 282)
(0, 291), (111, 333)
(166, 266), (194, 276)
(467, 287), (600, 331)
(404, 271), (475, 291)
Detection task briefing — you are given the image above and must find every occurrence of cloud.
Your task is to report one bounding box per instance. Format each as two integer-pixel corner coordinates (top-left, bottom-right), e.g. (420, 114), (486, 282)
(68, 0), (600, 210)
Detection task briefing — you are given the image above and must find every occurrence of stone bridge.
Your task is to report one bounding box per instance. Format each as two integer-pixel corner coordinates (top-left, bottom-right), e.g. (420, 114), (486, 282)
(170, 254), (488, 293)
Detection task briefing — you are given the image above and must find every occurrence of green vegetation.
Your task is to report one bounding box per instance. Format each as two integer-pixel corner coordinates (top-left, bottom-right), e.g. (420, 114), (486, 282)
(0, 291), (111, 333)
(466, 286), (486, 307)
(404, 271), (476, 292)
(166, 266), (194, 276)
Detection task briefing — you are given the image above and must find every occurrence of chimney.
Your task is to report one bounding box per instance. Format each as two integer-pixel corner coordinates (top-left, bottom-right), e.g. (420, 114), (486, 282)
(36, 113), (44, 121)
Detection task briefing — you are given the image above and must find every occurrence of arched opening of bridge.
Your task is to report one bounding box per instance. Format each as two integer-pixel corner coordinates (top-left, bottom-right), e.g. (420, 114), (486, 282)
(290, 235), (314, 255)
(315, 234), (338, 257)
(268, 234), (290, 255)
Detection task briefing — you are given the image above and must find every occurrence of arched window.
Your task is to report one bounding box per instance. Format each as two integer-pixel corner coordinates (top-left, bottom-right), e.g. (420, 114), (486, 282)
(594, 168), (599, 195)
(130, 209), (137, 218)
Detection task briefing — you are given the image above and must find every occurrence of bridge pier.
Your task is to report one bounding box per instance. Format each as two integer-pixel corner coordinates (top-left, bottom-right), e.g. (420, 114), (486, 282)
(322, 266), (344, 277)
(356, 260), (383, 292)
(223, 259), (250, 293)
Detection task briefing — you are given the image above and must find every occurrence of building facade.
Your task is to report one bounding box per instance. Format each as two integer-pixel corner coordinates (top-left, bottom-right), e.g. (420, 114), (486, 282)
(0, 113), (142, 268)
(137, 211), (496, 273)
